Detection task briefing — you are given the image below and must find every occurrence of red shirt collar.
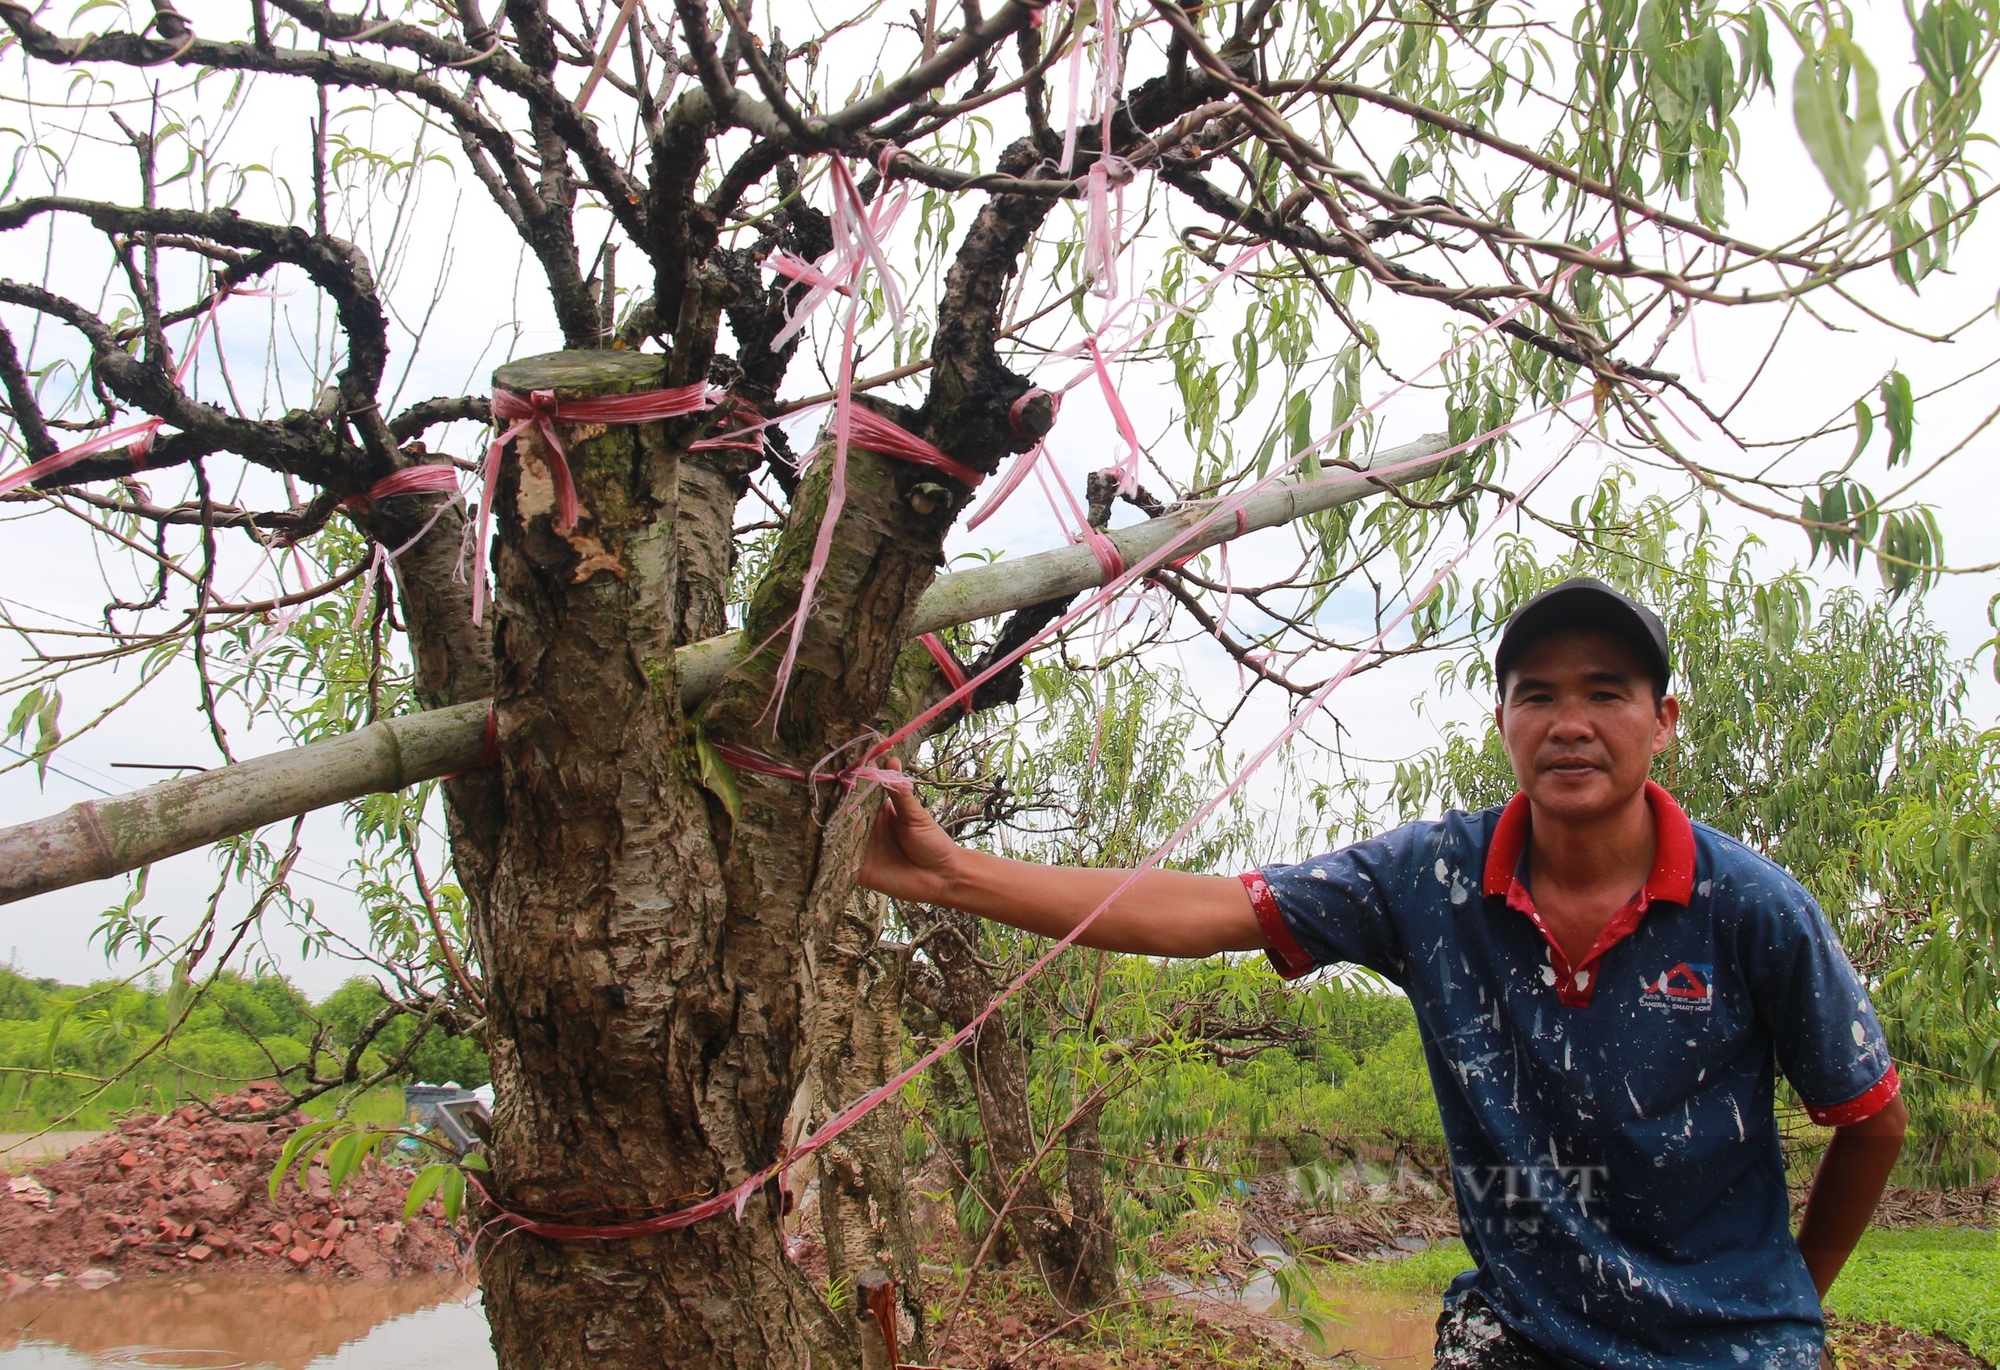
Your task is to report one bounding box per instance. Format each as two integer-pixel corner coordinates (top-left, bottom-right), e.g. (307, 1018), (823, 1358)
(1482, 779), (1696, 904)
(1481, 781), (1698, 1008)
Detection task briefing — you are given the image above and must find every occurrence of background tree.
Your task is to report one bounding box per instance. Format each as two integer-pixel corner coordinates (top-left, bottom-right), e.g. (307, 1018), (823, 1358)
(3, 0), (1998, 1364)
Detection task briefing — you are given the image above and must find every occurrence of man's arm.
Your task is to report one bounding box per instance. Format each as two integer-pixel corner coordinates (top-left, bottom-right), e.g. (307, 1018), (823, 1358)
(1794, 1094), (1909, 1300)
(856, 775), (1266, 958)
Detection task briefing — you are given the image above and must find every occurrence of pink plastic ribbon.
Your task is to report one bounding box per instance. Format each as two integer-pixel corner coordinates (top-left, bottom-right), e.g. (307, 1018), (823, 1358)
(345, 464), (461, 506)
(918, 633), (974, 716)
(1085, 337), (1145, 494)
(847, 405), (985, 488)
(0, 418), (163, 497)
(966, 390), (1062, 531)
(475, 382), (714, 624)
(0, 284), (278, 498)
(1082, 156), (1133, 301)
(707, 740), (914, 793)
(1079, 528), (1125, 581)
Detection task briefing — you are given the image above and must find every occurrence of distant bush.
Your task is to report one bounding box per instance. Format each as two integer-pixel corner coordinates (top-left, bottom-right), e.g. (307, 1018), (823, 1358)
(0, 965), (488, 1129)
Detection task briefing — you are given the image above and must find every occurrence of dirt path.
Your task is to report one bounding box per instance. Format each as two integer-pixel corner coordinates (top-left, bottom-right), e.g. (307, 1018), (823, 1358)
(0, 1131), (103, 1171)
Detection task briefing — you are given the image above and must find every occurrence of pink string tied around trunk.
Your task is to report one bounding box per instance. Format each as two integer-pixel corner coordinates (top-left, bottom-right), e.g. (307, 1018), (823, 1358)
(475, 381), (717, 624)
(707, 740), (914, 793)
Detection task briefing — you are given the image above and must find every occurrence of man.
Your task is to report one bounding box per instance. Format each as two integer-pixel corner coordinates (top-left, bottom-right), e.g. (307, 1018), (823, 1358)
(860, 578), (1907, 1369)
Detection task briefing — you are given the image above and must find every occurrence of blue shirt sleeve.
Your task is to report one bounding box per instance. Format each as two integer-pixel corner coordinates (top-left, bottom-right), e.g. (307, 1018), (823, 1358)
(1731, 861), (1900, 1124)
(1249, 820), (1441, 983)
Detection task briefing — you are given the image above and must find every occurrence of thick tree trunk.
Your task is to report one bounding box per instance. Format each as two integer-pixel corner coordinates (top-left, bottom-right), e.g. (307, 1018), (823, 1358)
(470, 350), (849, 1369)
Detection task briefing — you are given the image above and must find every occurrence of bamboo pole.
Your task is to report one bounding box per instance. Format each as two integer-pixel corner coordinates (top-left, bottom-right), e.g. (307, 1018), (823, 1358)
(0, 433), (1449, 906)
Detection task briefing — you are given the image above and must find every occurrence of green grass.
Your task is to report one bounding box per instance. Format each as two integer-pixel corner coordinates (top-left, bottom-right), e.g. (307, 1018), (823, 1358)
(1823, 1226), (2000, 1362)
(298, 1085), (412, 1127)
(1314, 1226), (2000, 1362)
(1322, 1242), (1474, 1295)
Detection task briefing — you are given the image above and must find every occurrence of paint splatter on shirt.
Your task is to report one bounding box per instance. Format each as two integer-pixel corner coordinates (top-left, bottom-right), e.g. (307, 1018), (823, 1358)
(1244, 783), (1898, 1370)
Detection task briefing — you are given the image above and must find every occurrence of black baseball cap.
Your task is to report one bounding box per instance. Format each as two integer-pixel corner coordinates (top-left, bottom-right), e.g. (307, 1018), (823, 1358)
(1493, 577), (1672, 694)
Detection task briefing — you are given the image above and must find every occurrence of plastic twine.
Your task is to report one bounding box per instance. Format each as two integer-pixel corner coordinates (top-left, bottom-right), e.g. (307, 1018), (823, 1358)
(474, 382), (715, 624)
(847, 406), (985, 489)
(0, 419), (163, 497)
(917, 633), (975, 716)
(0, 284), (278, 498)
(1085, 337), (1145, 494)
(344, 464), (462, 507)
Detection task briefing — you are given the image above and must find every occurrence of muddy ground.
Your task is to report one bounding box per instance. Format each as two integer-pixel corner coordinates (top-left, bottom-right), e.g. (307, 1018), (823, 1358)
(1, 1101), (1991, 1367)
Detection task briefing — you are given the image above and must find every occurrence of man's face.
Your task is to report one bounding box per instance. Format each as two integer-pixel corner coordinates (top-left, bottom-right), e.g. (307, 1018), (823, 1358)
(1494, 628), (1679, 820)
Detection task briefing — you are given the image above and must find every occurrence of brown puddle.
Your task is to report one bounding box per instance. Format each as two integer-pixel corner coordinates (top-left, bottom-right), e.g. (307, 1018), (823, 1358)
(0, 1276), (490, 1370)
(1298, 1287), (1438, 1366)
(2, 1272), (1434, 1369)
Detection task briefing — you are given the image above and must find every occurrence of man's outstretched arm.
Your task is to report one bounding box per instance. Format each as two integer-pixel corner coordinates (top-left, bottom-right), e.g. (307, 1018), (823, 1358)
(1795, 1094), (1908, 1300)
(857, 774), (1267, 959)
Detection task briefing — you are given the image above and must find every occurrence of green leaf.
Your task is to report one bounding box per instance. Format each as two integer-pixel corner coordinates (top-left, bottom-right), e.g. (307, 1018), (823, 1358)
(1792, 38), (1890, 213)
(1880, 371), (1915, 467)
(692, 726), (741, 823)
(326, 1129), (367, 1191)
(1286, 392), (1318, 477)
(440, 1164), (466, 1223)
(1848, 400), (1874, 465)
(269, 1120), (342, 1200)
(403, 1161), (449, 1219)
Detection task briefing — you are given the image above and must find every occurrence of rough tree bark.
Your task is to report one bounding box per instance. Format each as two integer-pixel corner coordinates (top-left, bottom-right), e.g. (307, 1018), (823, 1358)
(804, 898), (929, 1360)
(472, 349), (848, 1365)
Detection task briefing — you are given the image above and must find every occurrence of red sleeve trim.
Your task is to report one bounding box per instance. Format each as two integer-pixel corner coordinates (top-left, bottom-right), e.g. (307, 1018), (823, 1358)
(1807, 1063), (1902, 1128)
(1240, 871), (1314, 980)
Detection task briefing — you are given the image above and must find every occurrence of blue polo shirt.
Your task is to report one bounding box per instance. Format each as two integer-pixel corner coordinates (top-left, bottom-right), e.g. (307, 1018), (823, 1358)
(1243, 782), (1899, 1370)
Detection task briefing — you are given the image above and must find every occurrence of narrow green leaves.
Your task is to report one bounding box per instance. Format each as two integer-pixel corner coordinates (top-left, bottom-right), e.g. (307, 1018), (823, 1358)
(1879, 507), (1944, 599)
(5, 684), (62, 784)
(1849, 398), (1875, 464)
(269, 1119), (344, 1200)
(1801, 476), (1941, 599)
(1801, 479), (1879, 570)
(1880, 371), (1915, 466)
(1792, 33), (1891, 212)
(693, 726), (741, 823)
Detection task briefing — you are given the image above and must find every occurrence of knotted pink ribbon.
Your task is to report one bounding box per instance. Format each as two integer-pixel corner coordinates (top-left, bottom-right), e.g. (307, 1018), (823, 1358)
(707, 740), (914, 793)
(344, 464), (462, 506)
(847, 405), (985, 489)
(0, 419), (161, 497)
(475, 381), (715, 623)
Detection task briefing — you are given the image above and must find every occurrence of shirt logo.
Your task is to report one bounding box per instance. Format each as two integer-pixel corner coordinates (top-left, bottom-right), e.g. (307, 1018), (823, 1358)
(1640, 961), (1714, 1011)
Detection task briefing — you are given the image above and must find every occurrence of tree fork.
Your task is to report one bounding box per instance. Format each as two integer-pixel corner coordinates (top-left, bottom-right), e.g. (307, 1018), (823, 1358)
(0, 431), (1452, 906)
